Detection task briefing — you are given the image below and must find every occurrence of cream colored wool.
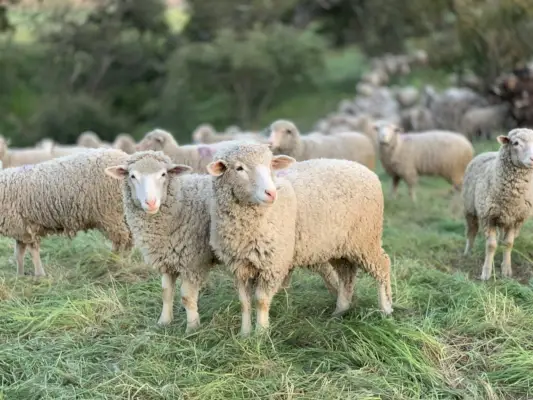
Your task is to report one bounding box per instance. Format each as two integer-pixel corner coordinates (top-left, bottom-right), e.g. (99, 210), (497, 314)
(462, 128), (533, 280)
(113, 133), (137, 154)
(0, 148), (132, 277)
(77, 131), (110, 148)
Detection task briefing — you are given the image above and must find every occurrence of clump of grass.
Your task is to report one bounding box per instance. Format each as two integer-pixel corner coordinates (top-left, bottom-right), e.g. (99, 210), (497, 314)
(1, 140), (533, 399)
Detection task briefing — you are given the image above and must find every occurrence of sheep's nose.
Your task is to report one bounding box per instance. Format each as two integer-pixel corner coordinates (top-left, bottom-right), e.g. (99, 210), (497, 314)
(265, 189), (277, 202)
(145, 198), (157, 209)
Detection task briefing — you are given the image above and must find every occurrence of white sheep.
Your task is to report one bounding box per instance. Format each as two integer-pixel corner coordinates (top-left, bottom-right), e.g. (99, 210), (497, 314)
(395, 86), (419, 109)
(267, 120), (376, 170)
(0, 148), (133, 276)
(462, 128), (533, 280)
(460, 103), (511, 140)
(113, 133), (137, 154)
(375, 122), (475, 201)
(77, 131), (111, 148)
(207, 143), (392, 335)
(0, 136), (55, 168)
(106, 151), (216, 332)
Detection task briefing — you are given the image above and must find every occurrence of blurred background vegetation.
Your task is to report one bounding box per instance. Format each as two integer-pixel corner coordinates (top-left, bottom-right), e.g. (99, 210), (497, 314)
(1, 0), (532, 145)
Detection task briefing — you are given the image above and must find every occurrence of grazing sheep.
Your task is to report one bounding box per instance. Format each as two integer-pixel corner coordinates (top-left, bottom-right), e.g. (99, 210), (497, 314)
(137, 128), (227, 173)
(375, 122), (474, 201)
(207, 143), (391, 335)
(113, 133), (137, 154)
(0, 148), (133, 277)
(267, 120), (376, 170)
(105, 151), (216, 332)
(77, 131), (107, 148)
(462, 128), (533, 280)
(0, 136), (55, 168)
(460, 103), (511, 140)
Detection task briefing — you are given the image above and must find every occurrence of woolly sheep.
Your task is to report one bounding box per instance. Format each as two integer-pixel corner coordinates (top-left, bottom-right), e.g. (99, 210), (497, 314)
(267, 120), (376, 170)
(325, 114), (378, 146)
(113, 133), (137, 154)
(105, 151), (216, 332)
(0, 136), (54, 168)
(375, 122), (474, 202)
(395, 87), (419, 109)
(207, 143), (391, 335)
(462, 128), (533, 280)
(460, 103), (511, 140)
(400, 107), (435, 132)
(0, 148), (133, 277)
(77, 131), (111, 148)
(137, 128), (228, 174)
(36, 138), (93, 158)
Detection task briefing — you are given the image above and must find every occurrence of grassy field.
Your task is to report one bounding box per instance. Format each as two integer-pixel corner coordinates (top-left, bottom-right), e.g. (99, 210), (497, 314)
(1, 140), (533, 399)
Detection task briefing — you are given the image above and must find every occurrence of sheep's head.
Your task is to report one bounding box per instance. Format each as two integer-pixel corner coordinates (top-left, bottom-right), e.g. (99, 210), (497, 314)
(77, 131), (101, 148)
(497, 128), (533, 169)
(266, 120), (300, 153)
(113, 133), (137, 154)
(105, 151), (191, 215)
(207, 143), (295, 206)
(192, 124), (216, 144)
(374, 122), (401, 144)
(136, 129), (177, 152)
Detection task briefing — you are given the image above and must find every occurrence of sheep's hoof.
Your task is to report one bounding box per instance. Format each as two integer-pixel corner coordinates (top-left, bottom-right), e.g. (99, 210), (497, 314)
(157, 317), (172, 326)
(332, 307), (350, 318)
(185, 321), (200, 334)
(254, 325), (270, 336)
(381, 305), (394, 316)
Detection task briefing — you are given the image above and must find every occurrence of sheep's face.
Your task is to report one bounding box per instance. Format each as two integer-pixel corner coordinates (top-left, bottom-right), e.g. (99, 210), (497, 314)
(375, 123), (400, 144)
(136, 130), (176, 152)
(498, 129), (533, 168)
(106, 156), (192, 214)
(267, 120), (299, 153)
(207, 145), (295, 206)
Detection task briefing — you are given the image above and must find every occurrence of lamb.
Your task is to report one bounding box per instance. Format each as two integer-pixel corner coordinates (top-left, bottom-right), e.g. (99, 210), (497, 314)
(0, 148), (133, 277)
(207, 143), (392, 335)
(462, 128), (533, 280)
(375, 122), (474, 201)
(0, 136), (55, 168)
(460, 103), (511, 140)
(267, 120), (376, 170)
(105, 151), (216, 332)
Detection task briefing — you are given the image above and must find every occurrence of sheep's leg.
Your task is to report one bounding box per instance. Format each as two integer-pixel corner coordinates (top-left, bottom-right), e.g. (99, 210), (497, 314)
(405, 175), (418, 202)
(236, 278), (253, 336)
(158, 273), (177, 325)
(180, 278), (201, 332)
(364, 251), (393, 315)
(481, 227), (497, 281)
(255, 280), (278, 334)
(464, 214), (479, 255)
(331, 260), (356, 316)
(28, 242), (45, 277)
(280, 269), (294, 290)
(308, 263), (339, 296)
(391, 176), (400, 199)
(15, 240), (27, 276)
(500, 228), (516, 278)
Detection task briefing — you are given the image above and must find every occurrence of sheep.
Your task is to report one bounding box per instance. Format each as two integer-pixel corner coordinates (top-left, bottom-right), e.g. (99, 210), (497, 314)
(207, 143), (392, 335)
(77, 131), (111, 148)
(400, 107), (435, 132)
(112, 133), (137, 154)
(267, 120), (376, 170)
(356, 82), (377, 97)
(0, 148), (133, 277)
(460, 103), (512, 140)
(375, 122), (474, 202)
(191, 124), (224, 144)
(325, 114), (378, 146)
(395, 87), (419, 109)
(462, 128), (533, 280)
(0, 136), (55, 168)
(105, 151), (216, 332)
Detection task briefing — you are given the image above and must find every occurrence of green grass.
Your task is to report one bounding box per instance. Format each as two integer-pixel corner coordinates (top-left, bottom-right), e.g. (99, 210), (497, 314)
(2, 140), (533, 399)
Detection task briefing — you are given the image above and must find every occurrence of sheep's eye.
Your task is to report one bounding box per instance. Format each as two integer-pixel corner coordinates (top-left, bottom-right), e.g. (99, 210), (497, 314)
(236, 166), (244, 171)
(130, 174), (137, 180)
(286, 129), (292, 134)
(513, 141), (519, 146)
(161, 172), (167, 177)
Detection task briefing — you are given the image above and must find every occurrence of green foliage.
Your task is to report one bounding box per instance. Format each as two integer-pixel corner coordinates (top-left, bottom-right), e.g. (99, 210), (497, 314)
(160, 24), (326, 137)
(2, 141), (533, 398)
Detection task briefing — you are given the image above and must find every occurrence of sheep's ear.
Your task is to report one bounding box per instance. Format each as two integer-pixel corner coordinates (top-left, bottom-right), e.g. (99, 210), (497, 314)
(497, 135), (510, 145)
(271, 155), (295, 170)
(207, 160), (227, 176)
(167, 164), (192, 176)
(105, 165), (128, 179)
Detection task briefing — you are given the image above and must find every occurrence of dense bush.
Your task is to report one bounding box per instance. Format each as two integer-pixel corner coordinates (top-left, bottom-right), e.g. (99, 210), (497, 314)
(159, 24), (326, 138)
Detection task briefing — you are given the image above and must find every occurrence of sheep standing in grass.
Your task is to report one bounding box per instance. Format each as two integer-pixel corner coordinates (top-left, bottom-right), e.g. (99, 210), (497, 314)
(208, 143), (391, 335)
(267, 120), (376, 170)
(462, 128), (533, 280)
(460, 103), (512, 140)
(0, 148), (132, 277)
(375, 122), (474, 202)
(0, 136), (55, 168)
(106, 151), (216, 332)
(137, 129), (227, 174)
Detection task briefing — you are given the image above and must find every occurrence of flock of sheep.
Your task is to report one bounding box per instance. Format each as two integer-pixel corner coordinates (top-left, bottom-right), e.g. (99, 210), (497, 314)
(1, 106), (533, 335)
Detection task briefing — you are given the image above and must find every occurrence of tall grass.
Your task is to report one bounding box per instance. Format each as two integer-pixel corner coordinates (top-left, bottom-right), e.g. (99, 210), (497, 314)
(1, 140), (533, 399)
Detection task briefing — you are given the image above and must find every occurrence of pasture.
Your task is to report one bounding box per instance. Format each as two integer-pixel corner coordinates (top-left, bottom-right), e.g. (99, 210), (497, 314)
(1, 140), (533, 399)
